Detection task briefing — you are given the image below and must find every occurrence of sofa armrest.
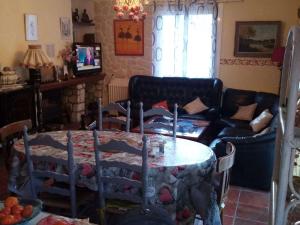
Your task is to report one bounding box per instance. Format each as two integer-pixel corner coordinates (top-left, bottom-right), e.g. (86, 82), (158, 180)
(221, 131), (276, 145)
(205, 108), (219, 120)
(215, 131), (276, 190)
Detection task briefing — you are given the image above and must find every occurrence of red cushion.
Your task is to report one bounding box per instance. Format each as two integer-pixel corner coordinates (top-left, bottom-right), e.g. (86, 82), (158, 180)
(152, 100), (169, 110)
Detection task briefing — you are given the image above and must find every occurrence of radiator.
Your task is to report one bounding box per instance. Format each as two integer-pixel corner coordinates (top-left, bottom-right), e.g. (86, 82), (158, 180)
(108, 78), (129, 103)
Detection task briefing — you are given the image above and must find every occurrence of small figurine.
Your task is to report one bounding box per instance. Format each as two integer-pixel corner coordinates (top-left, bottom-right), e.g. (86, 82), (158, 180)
(72, 8), (80, 23)
(81, 9), (93, 23)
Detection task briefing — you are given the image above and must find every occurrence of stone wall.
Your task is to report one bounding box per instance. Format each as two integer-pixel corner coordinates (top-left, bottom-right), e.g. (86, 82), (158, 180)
(94, 0), (152, 79)
(85, 80), (104, 106)
(63, 84), (85, 123)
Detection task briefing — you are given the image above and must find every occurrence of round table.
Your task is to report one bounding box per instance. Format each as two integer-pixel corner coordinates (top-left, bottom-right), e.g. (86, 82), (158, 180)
(11, 130), (220, 225)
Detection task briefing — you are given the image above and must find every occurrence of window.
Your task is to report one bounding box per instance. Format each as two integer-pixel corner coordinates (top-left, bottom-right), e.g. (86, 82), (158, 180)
(152, 4), (217, 78)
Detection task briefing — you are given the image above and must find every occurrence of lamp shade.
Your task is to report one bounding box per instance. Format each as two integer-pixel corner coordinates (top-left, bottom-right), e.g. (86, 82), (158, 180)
(23, 45), (52, 69)
(271, 47), (285, 65)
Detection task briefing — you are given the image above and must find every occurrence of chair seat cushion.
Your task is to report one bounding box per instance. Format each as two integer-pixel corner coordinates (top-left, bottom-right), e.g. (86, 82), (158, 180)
(217, 127), (255, 138)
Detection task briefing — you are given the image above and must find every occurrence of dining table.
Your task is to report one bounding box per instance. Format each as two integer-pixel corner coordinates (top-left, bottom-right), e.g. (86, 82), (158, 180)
(9, 130), (221, 225)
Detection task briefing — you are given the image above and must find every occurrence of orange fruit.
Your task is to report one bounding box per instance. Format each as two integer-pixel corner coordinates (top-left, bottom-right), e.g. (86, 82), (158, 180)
(1, 207), (11, 216)
(1, 215), (16, 225)
(53, 220), (71, 225)
(4, 197), (18, 208)
(11, 204), (24, 215)
(21, 205), (33, 218)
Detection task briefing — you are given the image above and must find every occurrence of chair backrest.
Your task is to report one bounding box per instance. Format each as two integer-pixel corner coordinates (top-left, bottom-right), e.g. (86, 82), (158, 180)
(0, 119), (32, 170)
(93, 130), (148, 209)
(215, 142), (236, 209)
(139, 102), (178, 138)
(23, 127), (77, 218)
(0, 119), (32, 142)
(98, 98), (131, 132)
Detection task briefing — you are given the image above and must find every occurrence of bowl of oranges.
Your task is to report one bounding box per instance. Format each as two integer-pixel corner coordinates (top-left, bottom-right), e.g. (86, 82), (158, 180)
(0, 196), (42, 225)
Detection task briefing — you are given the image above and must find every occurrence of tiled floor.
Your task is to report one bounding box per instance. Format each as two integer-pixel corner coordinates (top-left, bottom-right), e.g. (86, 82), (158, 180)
(223, 186), (270, 225)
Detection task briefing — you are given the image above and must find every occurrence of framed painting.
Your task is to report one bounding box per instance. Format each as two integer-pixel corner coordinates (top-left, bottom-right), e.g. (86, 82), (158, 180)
(25, 14), (38, 41)
(234, 21), (281, 57)
(60, 17), (71, 40)
(114, 19), (144, 56)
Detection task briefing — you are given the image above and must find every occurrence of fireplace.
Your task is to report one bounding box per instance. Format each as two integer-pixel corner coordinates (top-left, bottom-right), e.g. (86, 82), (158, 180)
(39, 74), (105, 130)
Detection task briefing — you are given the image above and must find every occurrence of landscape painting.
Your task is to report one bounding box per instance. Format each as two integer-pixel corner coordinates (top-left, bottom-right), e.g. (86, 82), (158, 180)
(114, 19), (144, 56)
(234, 21), (281, 57)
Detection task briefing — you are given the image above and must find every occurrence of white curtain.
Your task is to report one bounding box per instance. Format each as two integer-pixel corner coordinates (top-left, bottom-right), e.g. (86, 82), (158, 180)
(152, 0), (218, 78)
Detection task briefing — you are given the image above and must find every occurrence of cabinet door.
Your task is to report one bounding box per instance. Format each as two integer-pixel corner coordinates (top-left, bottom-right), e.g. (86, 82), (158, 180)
(6, 88), (34, 125)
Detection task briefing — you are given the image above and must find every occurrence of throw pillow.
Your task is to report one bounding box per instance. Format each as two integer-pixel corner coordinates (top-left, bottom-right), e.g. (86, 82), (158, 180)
(152, 100), (169, 111)
(250, 109), (273, 132)
(183, 97), (208, 115)
(230, 103), (257, 121)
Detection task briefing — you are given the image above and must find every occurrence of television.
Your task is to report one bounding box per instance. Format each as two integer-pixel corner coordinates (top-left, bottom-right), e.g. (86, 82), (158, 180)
(72, 43), (102, 75)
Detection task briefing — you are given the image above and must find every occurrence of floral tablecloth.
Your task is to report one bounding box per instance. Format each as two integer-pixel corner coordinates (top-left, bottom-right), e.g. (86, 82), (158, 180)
(9, 130), (220, 225)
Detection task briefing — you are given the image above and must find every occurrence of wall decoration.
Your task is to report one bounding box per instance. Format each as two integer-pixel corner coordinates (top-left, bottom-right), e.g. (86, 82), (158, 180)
(234, 21), (281, 57)
(25, 14), (38, 41)
(114, 19), (144, 56)
(220, 58), (278, 67)
(60, 17), (71, 40)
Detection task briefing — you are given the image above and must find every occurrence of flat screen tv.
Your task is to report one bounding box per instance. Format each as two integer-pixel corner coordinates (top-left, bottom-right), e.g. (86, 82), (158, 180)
(72, 43), (102, 75)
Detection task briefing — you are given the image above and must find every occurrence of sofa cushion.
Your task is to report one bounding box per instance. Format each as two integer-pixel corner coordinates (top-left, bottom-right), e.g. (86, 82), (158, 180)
(152, 100), (169, 111)
(217, 127), (255, 138)
(221, 88), (256, 117)
(250, 109), (273, 132)
(230, 103), (257, 121)
(128, 75), (223, 120)
(183, 97), (208, 114)
(254, 92), (279, 117)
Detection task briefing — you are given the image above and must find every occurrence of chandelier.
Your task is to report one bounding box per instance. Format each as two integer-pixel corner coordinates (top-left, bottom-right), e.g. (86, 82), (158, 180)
(113, 0), (147, 21)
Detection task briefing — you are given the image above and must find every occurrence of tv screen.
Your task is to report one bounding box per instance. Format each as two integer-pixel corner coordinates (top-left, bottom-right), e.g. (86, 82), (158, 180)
(73, 43), (102, 75)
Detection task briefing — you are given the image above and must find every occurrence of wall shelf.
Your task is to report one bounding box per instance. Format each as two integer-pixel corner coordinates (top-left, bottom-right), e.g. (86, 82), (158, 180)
(40, 73), (105, 92)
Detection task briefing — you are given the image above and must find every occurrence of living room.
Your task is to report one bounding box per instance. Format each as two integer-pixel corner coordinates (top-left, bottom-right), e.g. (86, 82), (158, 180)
(0, 0), (300, 225)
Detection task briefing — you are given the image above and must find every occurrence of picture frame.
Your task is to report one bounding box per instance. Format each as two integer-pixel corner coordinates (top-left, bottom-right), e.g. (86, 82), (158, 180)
(25, 14), (38, 41)
(114, 19), (144, 56)
(234, 21), (281, 57)
(60, 17), (71, 40)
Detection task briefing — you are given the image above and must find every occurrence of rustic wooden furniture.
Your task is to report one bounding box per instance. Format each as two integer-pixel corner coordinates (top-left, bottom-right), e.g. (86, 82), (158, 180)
(93, 130), (148, 225)
(139, 102), (178, 138)
(97, 98), (131, 132)
(215, 142), (236, 222)
(23, 128), (78, 218)
(0, 119), (32, 169)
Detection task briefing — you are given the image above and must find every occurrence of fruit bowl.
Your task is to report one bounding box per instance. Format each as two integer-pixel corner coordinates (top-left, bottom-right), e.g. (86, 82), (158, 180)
(0, 198), (42, 225)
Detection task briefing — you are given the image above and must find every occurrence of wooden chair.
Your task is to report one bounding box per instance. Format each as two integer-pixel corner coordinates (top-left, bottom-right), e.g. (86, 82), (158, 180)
(23, 128), (87, 218)
(139, 102), (178, 138)
(214, 142), (236, 218)
(93, 130), (175, 225)
(97, 98), (131, 132)
(93, 130), (148, 224)
(189, 142), (235, 224)
(0, 119), (32, 170)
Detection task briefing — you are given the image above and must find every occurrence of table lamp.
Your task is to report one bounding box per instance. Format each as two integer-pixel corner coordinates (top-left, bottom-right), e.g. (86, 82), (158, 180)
(22, 45), (52, 84)
(22, 45), (52, 131)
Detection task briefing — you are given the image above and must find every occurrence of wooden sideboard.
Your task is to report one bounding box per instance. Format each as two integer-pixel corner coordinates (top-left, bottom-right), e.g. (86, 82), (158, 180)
(0, 73), (105, 130)
(0, 86), (34, 128)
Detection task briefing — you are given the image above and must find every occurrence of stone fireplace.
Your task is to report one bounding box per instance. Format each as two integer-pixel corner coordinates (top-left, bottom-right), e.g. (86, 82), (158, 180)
(40, 74), (105, 129)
